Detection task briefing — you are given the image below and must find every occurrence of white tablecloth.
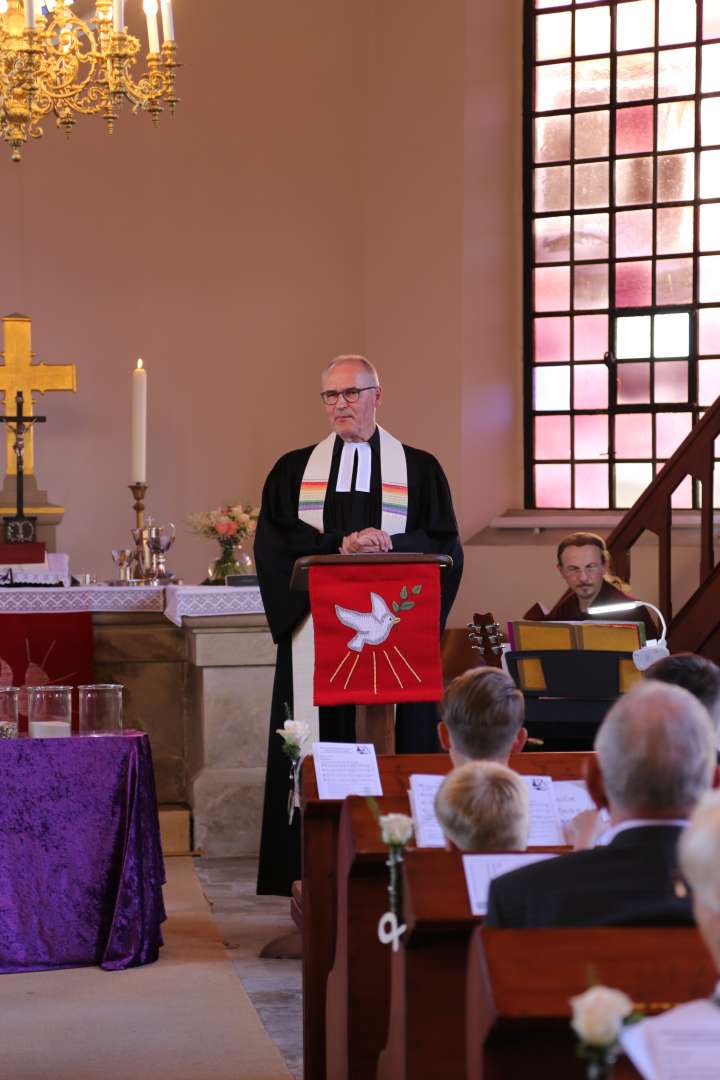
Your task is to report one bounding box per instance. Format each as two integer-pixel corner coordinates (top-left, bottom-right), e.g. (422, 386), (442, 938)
(163, 585), (264, 626)
(0, 583), (264, 622)
(1, 553), (71, 587)
(0, 584), (165, 615)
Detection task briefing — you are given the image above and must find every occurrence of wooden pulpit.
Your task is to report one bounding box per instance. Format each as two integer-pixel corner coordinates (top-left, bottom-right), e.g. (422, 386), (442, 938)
(290, 552), (451, 753)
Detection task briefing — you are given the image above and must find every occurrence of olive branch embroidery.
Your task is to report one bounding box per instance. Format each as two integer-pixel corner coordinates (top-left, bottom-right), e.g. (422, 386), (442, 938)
(391, 583), (423, 618)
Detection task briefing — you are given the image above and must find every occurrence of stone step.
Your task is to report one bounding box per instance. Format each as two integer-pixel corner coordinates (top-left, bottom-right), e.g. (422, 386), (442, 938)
(159, 803), (192, 856)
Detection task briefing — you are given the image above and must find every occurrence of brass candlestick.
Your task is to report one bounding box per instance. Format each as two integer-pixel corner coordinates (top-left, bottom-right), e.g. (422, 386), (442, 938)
(129, 482), (148, 531)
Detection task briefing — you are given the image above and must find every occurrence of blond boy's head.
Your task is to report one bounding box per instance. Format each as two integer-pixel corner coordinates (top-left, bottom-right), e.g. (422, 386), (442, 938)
(434, 761), (529, 851)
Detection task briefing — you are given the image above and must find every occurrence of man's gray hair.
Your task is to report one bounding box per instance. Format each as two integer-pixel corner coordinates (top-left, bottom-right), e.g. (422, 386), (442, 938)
(322, 354), (380, 385)
(595, 681), (716, 814)
(679, 790), (720, 912)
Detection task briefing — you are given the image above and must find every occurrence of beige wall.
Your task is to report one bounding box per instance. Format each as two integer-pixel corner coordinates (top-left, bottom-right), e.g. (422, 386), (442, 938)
(0, 1), (524, 604)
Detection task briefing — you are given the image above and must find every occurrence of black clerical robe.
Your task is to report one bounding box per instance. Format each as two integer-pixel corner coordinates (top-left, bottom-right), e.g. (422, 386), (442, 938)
(254, 427), (463, 896)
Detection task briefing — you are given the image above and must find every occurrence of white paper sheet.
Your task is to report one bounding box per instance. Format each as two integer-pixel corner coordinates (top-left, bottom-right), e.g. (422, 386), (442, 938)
(408, 773), (446, 848)
(522, 775), (566, 846)
(462, 852), (557, 916)
(552, 779), (596, 824)
(311, 741), (383, 800)
(621, 1001), (720, 1080)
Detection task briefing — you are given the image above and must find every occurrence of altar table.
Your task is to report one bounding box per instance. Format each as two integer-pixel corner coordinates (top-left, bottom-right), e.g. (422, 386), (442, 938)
(0, 732), (166, 974)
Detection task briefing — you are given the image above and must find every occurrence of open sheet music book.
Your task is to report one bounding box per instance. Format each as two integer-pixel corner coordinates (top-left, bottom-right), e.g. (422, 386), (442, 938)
(409, 773), (600, 849)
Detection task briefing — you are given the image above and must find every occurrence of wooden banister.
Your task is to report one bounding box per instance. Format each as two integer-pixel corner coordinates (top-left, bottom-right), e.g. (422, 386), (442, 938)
(548, 396), (720, 658)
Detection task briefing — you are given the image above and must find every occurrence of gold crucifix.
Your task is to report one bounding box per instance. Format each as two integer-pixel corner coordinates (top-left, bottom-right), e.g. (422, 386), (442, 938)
(0, 314), (77, 476)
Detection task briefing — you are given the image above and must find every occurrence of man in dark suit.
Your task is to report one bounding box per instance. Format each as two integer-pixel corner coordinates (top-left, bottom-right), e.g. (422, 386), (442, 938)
(485, 681), (719, 928)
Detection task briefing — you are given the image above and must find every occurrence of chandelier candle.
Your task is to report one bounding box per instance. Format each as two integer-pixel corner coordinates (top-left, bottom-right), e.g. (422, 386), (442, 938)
(23, 0), (33, 27)
(143, 0), (159, 53)
(160, 0), (174, 42)
(132, 359), (147, 484)
(112, 0), (124, 31)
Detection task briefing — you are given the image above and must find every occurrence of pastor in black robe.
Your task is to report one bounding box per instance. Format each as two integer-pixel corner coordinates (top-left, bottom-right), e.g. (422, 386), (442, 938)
(254, 426), (463, 895)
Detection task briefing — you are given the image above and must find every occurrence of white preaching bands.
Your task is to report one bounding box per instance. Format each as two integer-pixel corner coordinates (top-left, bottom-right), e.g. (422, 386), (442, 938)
(336, 440), (372, 493)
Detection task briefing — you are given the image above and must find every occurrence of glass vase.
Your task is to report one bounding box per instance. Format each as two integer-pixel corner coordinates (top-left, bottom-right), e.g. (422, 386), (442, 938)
(208, 539), (244, 584)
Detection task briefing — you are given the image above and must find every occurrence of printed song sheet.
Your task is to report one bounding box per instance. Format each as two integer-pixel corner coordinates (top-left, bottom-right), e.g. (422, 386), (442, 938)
(522, 776), (565, 846)
(552, 779), (596, 823)
(408, 774), (445, 848)
(312, 742), (383, 800)
(462, 852), (557, 916)
(621, 1000), (720, 1080)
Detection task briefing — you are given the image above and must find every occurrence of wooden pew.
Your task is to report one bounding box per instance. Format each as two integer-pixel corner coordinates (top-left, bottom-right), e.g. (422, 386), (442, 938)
(376, 849), (479, 1080)
(325, 795), (406, 1080)
(301, 753), (452, 1080)
(329, 753), (593, 1080)
(375, 752), (595, 1080)
(466, 926), (716, 1080)
(303, 750), (593, 1080)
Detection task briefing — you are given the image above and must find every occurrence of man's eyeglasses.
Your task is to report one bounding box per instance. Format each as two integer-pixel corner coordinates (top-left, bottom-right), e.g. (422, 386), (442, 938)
(320, 385), (378, 405)
(562, 563), (603, 577)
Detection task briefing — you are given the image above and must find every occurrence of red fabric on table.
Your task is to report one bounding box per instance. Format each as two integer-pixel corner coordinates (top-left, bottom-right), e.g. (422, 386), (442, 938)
(0, 612), (94, 731)
(0, 543), (46, 564)
(309, 562), (442, 706)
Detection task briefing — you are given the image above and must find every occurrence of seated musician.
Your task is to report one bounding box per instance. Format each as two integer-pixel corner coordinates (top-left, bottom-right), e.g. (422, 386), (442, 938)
(434, 761), (528, 851)
(485, 681), (719, 928)
(548, 531), (657, 641)
(437, 666), (527, 767)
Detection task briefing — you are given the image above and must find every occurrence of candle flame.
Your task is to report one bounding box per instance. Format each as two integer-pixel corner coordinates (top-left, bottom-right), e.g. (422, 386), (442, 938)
(136, 358), (144, 370)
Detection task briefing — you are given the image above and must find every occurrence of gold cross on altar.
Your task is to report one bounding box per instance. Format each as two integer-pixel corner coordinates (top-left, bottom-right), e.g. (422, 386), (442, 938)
(0, 314), (77, 476)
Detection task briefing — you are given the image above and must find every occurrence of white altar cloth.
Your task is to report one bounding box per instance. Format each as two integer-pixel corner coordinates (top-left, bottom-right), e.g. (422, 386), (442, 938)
(0, 553), (71, 587)
(0, 584), (264, 622)
(0, 584), (164, 615)
(163, 585), (264, 626)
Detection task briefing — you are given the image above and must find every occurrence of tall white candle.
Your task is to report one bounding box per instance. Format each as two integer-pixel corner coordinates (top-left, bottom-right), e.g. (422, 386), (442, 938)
(132, 359), (147, 483)
(160, 0), (174, 43)
(112, 0), (124, 31)
(143, 0), (160, 53)
(24, 0), (36, 28)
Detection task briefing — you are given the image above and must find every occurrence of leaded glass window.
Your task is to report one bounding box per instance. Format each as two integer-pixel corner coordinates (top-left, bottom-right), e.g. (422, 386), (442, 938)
(527, 0), (720, 509)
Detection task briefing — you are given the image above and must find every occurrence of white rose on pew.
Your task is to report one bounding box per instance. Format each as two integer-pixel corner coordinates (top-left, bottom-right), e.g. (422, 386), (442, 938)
(276, 719), (311, 761)
(570, 985), (634, 1047)
(379, 813), (414, 848)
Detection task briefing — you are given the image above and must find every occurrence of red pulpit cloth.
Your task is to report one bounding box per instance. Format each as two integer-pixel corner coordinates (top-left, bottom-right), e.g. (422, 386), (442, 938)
(309, 562), (442, 706)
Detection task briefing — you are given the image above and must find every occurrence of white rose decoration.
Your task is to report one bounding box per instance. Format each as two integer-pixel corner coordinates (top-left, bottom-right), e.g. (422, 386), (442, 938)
(379, 813), (414, 847)
(275, 719), (311, 753)
(570, 985), (634, 1047)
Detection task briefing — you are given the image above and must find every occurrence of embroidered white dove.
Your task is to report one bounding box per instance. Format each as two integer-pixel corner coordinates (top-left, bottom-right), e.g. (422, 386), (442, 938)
(335, 592), (401, 652)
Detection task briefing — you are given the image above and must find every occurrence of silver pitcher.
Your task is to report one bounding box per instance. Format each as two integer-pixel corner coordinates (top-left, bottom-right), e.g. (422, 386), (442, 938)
(131, 521), (176, 581)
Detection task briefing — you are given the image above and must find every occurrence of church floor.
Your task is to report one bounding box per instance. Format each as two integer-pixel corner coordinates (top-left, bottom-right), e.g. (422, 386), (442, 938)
(2, 857), (292, 1080)
(194, 856), (303, 1080)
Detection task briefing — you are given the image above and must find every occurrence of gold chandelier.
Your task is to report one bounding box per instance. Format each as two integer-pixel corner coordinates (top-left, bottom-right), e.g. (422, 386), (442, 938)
(0, 0), (178, 161)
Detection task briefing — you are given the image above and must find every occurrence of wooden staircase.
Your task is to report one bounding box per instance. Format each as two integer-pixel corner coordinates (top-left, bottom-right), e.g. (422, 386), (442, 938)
(552, 396), (720, 660)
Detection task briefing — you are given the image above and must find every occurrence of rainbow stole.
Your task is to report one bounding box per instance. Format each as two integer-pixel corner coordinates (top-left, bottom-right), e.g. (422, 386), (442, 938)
(298, 426), (409, 534)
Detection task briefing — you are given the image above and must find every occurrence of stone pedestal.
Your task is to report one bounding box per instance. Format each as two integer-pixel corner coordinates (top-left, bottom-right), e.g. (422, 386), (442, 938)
(92, 612), (188, 803)
(185, 614), (275, 857)
(92, 609), (275, 858)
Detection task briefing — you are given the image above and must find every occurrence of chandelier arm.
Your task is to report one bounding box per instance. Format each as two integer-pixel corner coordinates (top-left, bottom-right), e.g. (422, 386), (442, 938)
(0, 0), (179, 159)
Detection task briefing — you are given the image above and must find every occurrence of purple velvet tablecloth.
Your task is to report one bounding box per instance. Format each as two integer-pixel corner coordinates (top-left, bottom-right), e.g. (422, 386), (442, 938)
(0, 732), (166, 974)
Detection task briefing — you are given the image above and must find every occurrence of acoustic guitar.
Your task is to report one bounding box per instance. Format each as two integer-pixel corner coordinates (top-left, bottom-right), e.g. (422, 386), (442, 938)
(466, 612), (504, 669)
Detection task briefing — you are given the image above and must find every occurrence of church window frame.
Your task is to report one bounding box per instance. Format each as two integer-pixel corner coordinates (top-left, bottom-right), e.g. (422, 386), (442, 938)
(525, 0), (720, 510)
